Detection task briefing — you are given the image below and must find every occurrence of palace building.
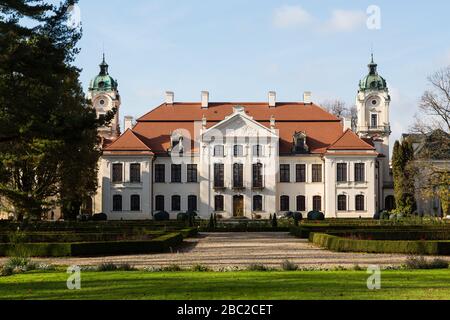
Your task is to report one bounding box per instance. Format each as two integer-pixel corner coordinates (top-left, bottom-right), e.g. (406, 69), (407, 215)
(90, 56), (394, 220)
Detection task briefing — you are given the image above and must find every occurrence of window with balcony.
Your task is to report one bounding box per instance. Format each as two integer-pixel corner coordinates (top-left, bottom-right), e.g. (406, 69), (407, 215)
(112, 164), (123, 183)
(214, 164), (225, 188)
(252, 163), (264, 189)
(337, 163), (348, 182)
(233, 163), (244, 188)
(130, 164), (141, 183)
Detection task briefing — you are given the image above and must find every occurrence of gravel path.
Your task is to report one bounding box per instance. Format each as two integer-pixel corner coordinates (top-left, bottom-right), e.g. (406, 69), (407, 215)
(0, 232), (437, 270)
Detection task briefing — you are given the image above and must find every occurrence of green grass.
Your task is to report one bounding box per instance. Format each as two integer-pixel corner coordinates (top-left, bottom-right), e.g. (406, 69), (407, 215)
(1, 270), (450, 300)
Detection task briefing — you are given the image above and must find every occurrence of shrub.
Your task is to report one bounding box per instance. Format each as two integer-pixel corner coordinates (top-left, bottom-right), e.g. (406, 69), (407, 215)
(405, 256), (449, 270)
(163, 264), (183, 272)
(0, 265), (14, 277)
(272, 214), (278, 228)
(191, 264), (211, 272)
(284, 212), (294, 219)
(98, 262), (118, 272)
(293, 212), (303, 226)
(247, 264), (270, 271)
(92, 213), (108, 221)
(154, 211), (170, 221)
(307, 211), (325, 221)
(281, 260), (298, 271)
(117, 263), (137, 271)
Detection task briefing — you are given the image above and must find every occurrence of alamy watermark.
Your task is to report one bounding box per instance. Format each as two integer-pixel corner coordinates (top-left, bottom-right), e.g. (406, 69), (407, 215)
(367, 265), (381, 290)
(67, 265), (81, 290)
(66, 4), (82, 29)
(367, 5), (381, 30)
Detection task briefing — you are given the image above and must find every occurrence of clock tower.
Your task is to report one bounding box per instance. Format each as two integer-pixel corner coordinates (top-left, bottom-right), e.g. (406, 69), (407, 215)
(88, 54), (121, 141)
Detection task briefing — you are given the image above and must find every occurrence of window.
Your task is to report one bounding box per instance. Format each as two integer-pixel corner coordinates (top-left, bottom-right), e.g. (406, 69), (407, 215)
(280, 164), (290, 183)
(296, 196), (306, 212)
(130, 164), (141, 183)
(312, 164), (322, 183)
(215, 195), (224, 212)
(337, 163), (348, 182)
(356, 195), (365, 211)
(355, 163), (365, 182)
(296, 164), (306, 183)
(293, 132), (309, 154)
(233, 163), (244, 188)
(130, 195), (140, 211)
(253, 145), (263, 157)
(187, 164), (198, 183)
(214, 164), (224, 188)
(112, 164), (123, 183)
(234, 145), (244, 157)
(252, 163), (263, 188)
(371, 114), (378, 128)
(280, 196), (290, 212)
(113, 195), (122, 212)
(313, 196), (322, 212)
(338, 195), (347, 211)
(188, 195), (197, 212)
(253, 195), (263, 212)
(214, 145), (224, 157)
(155, 195), (165, 212)
(155, 164), (165, 183)
(172, 195), (181, 211)
(171, 164), (182, 183)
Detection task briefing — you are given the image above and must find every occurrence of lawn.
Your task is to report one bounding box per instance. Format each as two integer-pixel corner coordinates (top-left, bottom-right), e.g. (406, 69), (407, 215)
(1, 270), (450, 300)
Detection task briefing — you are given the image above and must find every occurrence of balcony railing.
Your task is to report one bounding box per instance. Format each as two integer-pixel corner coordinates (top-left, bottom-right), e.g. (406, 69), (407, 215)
(358, 125), (391, 132)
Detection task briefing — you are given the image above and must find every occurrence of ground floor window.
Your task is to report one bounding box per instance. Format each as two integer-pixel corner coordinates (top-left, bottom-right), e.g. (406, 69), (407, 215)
(338, 195), (347, 211)
(296, 195), (306, 212)
(188, 195), (198, 212)
(155, 195), (165, 211)
(172, 195), (181, 211)
(280, 196), (290, 211)
(313, 196), (322, 212)
(113, 195), (122, 212)
(356, 195), (365, 211)
(253, 195), (263, 211)
(130, 195), (140, 211)
(215, 195), (224, 212)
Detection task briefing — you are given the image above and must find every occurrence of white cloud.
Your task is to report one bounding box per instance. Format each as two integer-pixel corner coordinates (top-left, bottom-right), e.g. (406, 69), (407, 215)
(273, 5), (314, 29)
(323, 10), (366, 32)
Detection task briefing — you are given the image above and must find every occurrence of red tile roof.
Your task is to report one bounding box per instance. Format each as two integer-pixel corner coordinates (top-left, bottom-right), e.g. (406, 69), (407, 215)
(105, 102), (373, 156)
(327, 129), (375, 151)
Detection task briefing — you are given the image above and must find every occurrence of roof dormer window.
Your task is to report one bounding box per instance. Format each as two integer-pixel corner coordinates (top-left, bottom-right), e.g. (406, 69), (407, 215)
(293, 132), (309, 154)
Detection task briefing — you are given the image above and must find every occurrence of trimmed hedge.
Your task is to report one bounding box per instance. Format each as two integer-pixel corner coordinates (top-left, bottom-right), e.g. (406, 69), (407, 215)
(0, 232), (183, 257)
(310, 233), (450, 256)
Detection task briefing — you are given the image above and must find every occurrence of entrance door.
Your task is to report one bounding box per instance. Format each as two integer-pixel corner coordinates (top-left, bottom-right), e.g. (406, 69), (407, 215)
(233, 195), (244, 217)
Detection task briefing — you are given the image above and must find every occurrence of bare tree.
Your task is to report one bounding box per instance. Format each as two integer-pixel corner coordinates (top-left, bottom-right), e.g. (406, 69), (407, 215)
(321, 100), (348, 118)
(413, 67), (450, 134)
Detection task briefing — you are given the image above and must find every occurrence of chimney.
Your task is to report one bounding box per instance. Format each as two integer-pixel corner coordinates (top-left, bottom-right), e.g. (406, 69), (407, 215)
(303, 91), (312, 104)
(268, 91), (276, 108)
(165, 91), (174, 105)
(124, 116), (134, 131)
(201, 91), (209, 109)
(342, 117), (352, 131)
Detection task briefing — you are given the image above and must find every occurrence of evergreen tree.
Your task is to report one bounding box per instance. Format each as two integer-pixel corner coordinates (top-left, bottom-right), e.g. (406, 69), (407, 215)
(392, 139), (416, 215)
(272, 213), (278, 228)
(0, 0), (115, 220)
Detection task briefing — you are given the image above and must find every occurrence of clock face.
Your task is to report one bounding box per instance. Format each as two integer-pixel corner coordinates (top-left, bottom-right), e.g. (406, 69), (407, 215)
(368, 97), (380, 108)
(96, 96), (110, 109)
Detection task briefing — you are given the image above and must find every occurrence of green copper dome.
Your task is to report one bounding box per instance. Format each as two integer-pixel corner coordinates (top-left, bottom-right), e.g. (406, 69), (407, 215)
(89, 55), (118, 92)
(359, 55), (387, 92)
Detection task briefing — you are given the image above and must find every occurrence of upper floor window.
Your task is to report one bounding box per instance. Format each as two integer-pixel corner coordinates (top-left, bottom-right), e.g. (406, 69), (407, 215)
(312, 164), (322, 183)
(112, 163), (123, 183)
(215, 195), (224, 212)
(187, 164), (198, 183)
(280, 196), (290, 212)
(355, 163), (365, 182)
(130, 164), (141, 183)
(130, 195), (140, 211)
(214, 145), (224, 157)
(296, 164), (306, 183)
(214, 163), (225, 188)
(234, 145), (244, 157)
(252, 163), (264, 188)
(337, 163), (348, 182)
(155, 164), (165, 183)
(155, 195), (165, 212)
(280, 164), (290, 183)
(371, 114), (378, 128)
(113, 195), (122, 212)
(293, 132), (309, 154)
(356, 195), (365, 211)
(188, 195), (198, 212)
(338, 195), (347, 211)
(253, 145), (263, 157)
(233, 163), (244, 188)
(171, 164), (182, 183)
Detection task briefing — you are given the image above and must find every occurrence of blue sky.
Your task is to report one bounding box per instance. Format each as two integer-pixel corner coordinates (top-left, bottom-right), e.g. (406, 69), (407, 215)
(75, 0), (450, 145)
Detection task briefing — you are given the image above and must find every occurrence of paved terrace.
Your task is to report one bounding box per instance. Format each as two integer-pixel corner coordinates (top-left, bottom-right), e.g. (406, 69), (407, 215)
(1, 232), (435, 270)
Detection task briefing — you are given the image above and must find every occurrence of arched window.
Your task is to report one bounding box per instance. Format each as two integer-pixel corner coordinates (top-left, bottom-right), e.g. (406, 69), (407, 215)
(313, 196), (322, 212)
(113, 195), (122, 212)
(155, 195), (165, 212)
(188, 195), (198, 212)
(356, 195), (365, 211)
(296, 196), (306, 212)
(215, 195), (224, 212)
(172, 195), (181, 211)
(280, 196), (290, 212)
(338, 195), (347, 211)
(253, 195), (263, 212)
(130, 195), (140, 211)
